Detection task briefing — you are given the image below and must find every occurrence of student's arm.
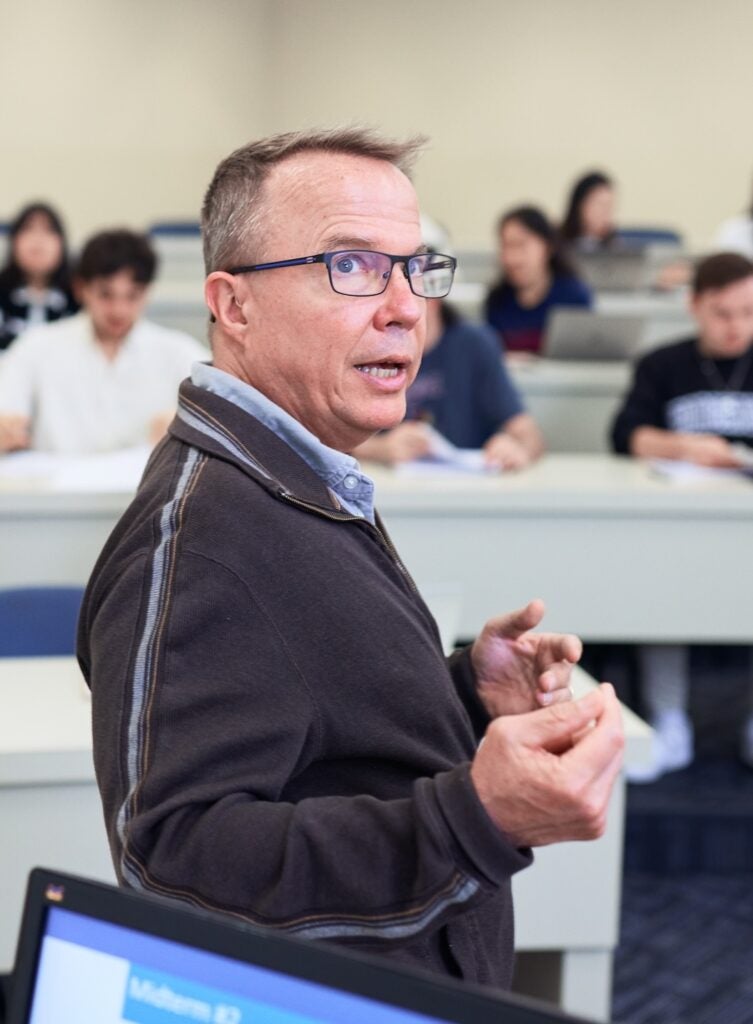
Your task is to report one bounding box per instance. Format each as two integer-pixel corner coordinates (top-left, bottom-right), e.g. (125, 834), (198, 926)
(611, 351), (667, 455)
(0, 333), (38, 451)
(630, 426), (742, 467)
(483, 416), (543, 470)
(475, 328), (545, 470)
(611, 350), (742, 465)
(353, 422), (433, 465)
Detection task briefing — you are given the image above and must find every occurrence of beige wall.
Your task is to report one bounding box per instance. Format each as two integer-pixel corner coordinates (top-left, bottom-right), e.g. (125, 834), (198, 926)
(0, 0), (270, 243)
(3, 0), (753, 251)
(265, 0), (753, 252)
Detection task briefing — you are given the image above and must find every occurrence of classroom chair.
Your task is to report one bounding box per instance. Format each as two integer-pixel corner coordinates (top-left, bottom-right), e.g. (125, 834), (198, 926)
(0, 586), (85, 657)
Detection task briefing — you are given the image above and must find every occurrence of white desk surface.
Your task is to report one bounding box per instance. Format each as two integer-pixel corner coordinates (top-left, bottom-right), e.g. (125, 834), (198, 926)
(0, 657), (93, 785)
(2, 453), (753, 643)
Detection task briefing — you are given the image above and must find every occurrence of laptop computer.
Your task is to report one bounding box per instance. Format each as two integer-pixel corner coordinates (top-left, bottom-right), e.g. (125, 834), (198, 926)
(575, 250), (655, 292)
(543, 309), (646, 361)
(6, 868), (585, 1024)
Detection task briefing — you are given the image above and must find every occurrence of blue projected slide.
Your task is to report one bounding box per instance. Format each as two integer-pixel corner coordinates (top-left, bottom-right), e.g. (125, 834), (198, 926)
(27, 907), (444, 1024)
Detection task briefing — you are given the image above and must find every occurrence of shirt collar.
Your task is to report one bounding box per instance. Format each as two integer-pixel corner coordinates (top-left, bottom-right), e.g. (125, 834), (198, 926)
(191, 363), (375, 523)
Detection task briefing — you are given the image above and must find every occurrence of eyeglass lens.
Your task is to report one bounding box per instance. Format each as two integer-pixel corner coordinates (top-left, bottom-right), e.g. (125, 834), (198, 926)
(328, 251), (454, 298)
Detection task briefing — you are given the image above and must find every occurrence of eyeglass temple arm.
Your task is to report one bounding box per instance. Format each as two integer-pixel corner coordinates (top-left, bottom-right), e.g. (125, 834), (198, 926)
(228, 255), (326, 276)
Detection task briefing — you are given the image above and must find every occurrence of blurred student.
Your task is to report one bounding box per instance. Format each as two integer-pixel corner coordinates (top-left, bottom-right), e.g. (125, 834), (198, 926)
(355, 298), (544, 469)
(611, 252), (753, 779)
(0, 229), (206, 454)
(0, 202), (77, 350)
(560, 171), (617, 250)
(484, 206), (591, 355)
(713, 176), (753, 259)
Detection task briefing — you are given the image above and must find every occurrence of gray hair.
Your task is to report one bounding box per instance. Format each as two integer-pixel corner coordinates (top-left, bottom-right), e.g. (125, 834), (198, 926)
(201, 126), (426, 274)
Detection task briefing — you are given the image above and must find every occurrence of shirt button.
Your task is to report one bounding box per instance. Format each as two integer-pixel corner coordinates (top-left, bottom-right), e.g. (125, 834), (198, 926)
(343, 475), (358, 490)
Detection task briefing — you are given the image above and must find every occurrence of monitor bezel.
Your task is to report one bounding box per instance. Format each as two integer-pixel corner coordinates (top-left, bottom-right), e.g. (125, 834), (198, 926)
(8, 868), (585, 1024)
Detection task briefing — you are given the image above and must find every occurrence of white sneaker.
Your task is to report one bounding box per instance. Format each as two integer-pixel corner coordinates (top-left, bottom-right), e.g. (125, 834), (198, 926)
(627, 709), (694, 784)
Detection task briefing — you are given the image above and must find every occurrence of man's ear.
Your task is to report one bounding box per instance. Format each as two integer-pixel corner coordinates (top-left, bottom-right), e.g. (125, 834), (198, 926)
(205, 272), (249, 338)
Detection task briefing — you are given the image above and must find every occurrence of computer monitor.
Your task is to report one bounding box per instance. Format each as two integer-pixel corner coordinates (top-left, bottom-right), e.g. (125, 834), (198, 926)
(7, 869), (586, 1024)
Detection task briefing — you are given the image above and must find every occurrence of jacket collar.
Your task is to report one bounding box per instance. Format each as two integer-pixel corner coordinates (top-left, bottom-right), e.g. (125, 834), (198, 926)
(170, 380), (346, 514)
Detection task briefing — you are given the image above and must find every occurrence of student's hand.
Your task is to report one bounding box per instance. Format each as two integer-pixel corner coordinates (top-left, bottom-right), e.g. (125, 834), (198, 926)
(470, 683), (624, 847)
(358, 422), (433, 465)
(483, 432), (531, 471)
(471, 599), (582, 717)
(655, 261), (691, 291)
(679, 433), (743, 468)
(0, 414), (31, 452)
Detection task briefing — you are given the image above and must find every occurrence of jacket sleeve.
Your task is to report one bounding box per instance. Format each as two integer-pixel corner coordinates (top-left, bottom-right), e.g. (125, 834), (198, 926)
(447, 645), (491, 741)
(611, 353), (667, 454)
(83, 545), (529, 949)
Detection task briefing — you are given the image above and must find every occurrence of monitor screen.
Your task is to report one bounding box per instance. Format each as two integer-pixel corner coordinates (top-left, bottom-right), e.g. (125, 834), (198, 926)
(28, 905), (444, 1024)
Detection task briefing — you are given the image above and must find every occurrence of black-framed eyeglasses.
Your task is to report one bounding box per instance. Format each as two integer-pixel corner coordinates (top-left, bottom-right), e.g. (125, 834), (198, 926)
(227, 250), (457, 299)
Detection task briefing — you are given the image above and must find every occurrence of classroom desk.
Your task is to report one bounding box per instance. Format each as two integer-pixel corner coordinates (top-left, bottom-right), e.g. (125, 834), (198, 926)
(2, 454), (752, 643)
(0, 655), (651, 1022)
(371, 456), (753, 643)
(507, 358), (630, 453)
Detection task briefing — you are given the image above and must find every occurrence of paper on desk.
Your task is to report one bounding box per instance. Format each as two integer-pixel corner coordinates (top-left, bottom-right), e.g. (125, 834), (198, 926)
(396, 427), (493, 476)
(647, 458), (746, 483)
(0, 446), (151, 491)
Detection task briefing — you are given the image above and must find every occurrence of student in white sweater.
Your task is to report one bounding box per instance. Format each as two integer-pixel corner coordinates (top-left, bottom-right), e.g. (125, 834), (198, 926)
(0, 229), (206, 454)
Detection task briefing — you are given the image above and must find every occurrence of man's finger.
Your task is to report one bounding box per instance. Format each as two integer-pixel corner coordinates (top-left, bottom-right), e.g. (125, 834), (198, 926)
(536, 632), (583, 667)
(538, 659), (576, 693)
(519, 688), (605, 749)
(485, 598), (546, 641)
(562, 684), (624, 783)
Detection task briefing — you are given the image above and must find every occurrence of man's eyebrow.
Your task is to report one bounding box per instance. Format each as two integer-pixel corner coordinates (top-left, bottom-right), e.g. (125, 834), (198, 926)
(320, 235), (375, 252)
(320, 236), (430, 256)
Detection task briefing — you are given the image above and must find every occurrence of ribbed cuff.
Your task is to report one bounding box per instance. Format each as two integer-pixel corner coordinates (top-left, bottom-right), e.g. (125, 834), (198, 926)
(432, 763), (533, 889)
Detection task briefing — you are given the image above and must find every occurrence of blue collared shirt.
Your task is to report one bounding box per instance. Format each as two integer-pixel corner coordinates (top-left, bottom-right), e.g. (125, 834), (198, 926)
(192, 363), (376, 523)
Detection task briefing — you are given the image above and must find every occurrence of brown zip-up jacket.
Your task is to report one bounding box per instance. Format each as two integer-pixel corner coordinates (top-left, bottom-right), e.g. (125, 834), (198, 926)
(77, 380), (532, 988)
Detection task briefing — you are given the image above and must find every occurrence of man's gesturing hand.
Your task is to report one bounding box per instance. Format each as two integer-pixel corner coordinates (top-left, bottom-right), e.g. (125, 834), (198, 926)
(470, 683), (624, 848)
(471, 599), (582, 718)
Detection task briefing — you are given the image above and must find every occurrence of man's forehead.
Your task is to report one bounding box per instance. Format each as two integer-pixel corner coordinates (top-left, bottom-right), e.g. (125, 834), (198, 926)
(265, 150), (421, 246)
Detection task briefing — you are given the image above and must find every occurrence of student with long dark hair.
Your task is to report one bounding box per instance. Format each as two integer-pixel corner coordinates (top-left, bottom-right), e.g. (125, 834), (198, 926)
(559, 171), (616, 248)
(484, 205), (592, 354)
(0, 202), (77, 350)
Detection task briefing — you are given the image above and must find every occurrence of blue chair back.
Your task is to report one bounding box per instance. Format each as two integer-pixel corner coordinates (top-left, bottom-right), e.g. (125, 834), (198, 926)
(617, 227), (683, 247)
(0, 586), (85, 657)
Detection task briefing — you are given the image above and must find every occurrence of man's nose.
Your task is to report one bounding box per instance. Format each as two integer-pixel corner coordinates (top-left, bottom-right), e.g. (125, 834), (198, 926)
(374, 263), (424, 330)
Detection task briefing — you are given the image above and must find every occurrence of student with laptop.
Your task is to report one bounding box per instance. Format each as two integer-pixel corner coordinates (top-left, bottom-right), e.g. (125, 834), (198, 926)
(611, 252), (753, 780)
(0, 229), (205, 454)
(484, 206), (592, 355)
(355, 297), (544, 469)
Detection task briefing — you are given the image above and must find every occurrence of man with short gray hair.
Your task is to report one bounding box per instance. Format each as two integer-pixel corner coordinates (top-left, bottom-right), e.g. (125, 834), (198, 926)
(79, 128), (623, 987)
